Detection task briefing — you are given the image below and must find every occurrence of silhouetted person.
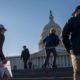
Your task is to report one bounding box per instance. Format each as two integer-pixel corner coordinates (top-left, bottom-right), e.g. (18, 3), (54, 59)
(0, 24), (7, 64)
(62, 5), (80, 80)
(21, 45), (30, 69)
(42, 28), (59, 69)
(0, 25), (12, 80)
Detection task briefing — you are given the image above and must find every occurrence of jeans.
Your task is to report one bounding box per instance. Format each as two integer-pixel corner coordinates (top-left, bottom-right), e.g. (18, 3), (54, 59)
(70, 54), (80, 80)
(43, 48), (57, 67)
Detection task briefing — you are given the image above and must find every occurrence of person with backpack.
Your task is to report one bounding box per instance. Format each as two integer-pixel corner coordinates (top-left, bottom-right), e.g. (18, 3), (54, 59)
(21, 45), (30, 69)
(42, 28), (59, 69)
(62, 5), (80, 80)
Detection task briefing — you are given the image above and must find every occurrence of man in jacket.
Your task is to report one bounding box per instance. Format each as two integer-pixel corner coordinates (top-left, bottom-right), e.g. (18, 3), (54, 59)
(21, 45), (30, 69)
(62, 5), (80, 80)
(42, 28), (59, 69)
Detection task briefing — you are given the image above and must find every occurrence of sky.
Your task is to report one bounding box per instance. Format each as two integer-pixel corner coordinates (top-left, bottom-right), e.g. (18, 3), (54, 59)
(0, 0), (80, 57)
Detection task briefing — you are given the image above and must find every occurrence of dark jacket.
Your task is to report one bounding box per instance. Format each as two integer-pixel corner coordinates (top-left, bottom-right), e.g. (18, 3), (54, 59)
(0, 33), (5, 60)
(43, 33), (59, 48)
(0, 33), (5, 49)
(62, 14), (80, 55)
(21, 48), (30, 60)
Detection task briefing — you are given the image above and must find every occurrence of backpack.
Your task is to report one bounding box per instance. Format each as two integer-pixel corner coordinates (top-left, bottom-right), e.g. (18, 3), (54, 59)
(54, 36), (60, 46)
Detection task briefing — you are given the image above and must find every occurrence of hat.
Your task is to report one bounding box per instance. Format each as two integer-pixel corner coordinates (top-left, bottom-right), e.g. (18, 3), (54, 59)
(23, 45), (26, 48)
(72, 5), (80, 16)
(0, 24), (7, 31)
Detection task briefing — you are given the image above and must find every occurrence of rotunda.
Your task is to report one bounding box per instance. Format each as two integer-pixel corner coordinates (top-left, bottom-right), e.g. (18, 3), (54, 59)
(39, 10), (62, 49)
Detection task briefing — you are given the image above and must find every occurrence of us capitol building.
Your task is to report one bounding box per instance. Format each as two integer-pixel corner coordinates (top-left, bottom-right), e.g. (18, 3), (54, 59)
(8, 11), (72, 70)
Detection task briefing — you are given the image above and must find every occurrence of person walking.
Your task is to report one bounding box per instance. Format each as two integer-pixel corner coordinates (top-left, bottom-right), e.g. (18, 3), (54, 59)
(0, 24), (7, 65)
(21, 45), (30, 69)
(42, 28), (59, 69)
(62, 5), (80, 80)
(0, 24), (13, 80)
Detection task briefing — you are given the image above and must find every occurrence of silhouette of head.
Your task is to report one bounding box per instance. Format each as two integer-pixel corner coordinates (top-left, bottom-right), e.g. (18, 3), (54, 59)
(0, 24), (7, 31)
(23, 45), (26, 49)
(72, 5), (80, 16)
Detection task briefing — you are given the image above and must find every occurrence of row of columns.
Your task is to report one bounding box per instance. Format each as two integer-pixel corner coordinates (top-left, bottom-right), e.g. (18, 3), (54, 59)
(9, 53), (72, 69)
(31, 55), (72, 69)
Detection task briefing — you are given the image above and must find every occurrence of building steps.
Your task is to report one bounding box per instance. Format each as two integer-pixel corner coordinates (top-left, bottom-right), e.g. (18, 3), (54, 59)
(9, 67), (73, 80)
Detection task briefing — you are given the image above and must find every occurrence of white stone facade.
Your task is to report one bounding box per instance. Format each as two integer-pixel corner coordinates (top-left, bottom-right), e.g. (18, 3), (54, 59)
(8, 47), (72, 70)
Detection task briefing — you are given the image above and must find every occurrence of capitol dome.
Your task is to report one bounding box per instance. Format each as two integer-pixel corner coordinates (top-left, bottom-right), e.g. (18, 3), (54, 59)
(39, 10), (62, 50)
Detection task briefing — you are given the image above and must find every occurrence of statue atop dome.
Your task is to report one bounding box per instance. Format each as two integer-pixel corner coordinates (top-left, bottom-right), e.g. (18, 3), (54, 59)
(39, 10), (62, 50)
(50, 10), (52, 16)
(49, 10), (54, 21)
